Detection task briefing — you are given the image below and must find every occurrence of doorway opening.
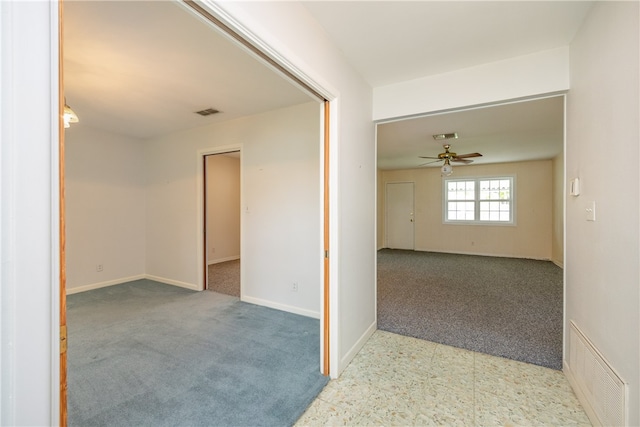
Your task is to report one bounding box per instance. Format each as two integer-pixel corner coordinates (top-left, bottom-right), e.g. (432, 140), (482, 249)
(60, 2), (334, 422)
(376, 95), (566, 370)
(203, 151), (241, 296)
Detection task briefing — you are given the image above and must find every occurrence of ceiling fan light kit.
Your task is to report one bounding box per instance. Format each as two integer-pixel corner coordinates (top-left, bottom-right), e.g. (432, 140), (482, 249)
(441, 159), (453, 176)
(63, 103), (79, 128)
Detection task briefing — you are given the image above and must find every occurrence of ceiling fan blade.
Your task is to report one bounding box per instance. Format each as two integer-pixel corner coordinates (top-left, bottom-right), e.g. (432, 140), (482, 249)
(454, 152), (482, 159)
(418, 156), (441, 159)
(451, 158), (473, 164)
(419, 159), (442, 166)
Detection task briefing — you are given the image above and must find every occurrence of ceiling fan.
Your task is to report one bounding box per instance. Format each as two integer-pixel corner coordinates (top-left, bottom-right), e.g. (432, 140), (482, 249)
(418, 144), (482, 176)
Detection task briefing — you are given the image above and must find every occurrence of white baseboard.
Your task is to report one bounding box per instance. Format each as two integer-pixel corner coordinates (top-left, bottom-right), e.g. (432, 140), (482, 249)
(413, 247), (551, 261)
(336, 321), (377, 378)
(207, 255), (240, 266)
(145, 274), (199, 291)
(66, 274), (146, 295)
(241, 296), (320, 319)
(66, 274), (200, 294)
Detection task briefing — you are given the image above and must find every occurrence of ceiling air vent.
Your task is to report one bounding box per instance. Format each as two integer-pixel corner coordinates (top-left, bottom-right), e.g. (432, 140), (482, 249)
(195, 108), (220, 116)
(433, 132), (458, 140)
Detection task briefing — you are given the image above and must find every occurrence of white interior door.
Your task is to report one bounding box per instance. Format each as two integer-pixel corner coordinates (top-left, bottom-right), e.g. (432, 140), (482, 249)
(386, 182), (415, 250)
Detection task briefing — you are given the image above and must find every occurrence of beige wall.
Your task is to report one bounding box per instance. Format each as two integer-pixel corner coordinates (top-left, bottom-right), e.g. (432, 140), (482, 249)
(206, 154), (241, 264)
(65, 125), (147, 292)
(379, 159), (553, 260)
(566, 2), (639, 423)
(145, 102), (322, 316)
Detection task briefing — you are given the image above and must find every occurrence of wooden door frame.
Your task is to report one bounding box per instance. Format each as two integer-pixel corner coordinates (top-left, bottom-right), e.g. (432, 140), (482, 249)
(58, 1), (68, 425)
(201, 149), (242, 292)
(322, 101), (330, 375)
(203, 154), (208, 290)
(197, 146), (243, 291)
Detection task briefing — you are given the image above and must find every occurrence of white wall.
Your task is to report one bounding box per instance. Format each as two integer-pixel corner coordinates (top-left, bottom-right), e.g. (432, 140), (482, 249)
(0, 1), (60, 424)
(211, 1), (377, 376)
(565, 2), (639, 425)
(241, 105), (320, 315)
(206, 154), (240, 264)
(380, 160), (554, 260)
(65, 126), (146, 292)
(145, 102), (322, 316)
(373, 47), (570, 121)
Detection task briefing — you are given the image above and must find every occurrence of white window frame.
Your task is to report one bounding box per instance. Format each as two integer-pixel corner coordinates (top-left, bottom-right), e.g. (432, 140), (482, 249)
(442, 176), (516, 225)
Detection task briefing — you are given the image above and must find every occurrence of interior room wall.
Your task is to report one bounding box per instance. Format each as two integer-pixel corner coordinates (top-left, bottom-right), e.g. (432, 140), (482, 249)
(380, 160), (553, 260)
(65, 125), (146, 293)
(373, 47), (570, 122)
(241, 103), (320, 316)
(145, 102), (321, 317)
(212, 1), (377, 376)
(206, 154), (240, 265)
(552, 152), (564, 267)
(565, 2), (639, 425)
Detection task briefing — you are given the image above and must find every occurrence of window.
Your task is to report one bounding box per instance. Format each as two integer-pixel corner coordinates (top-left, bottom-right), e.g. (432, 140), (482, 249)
(444, 177), (514, 224)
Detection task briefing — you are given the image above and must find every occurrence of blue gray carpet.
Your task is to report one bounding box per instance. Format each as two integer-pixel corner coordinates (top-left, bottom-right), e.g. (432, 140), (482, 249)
(67, 280), (328, 426)
(377, 249), (563, 370)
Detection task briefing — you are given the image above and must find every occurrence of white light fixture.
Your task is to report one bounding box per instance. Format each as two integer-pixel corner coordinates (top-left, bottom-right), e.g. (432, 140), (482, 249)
(63, 101), (79, 128)
(441, 159), (453, 176)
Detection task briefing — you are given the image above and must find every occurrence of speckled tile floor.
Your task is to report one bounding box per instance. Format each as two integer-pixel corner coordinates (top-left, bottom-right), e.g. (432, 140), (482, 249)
(295, 330), (591, 427)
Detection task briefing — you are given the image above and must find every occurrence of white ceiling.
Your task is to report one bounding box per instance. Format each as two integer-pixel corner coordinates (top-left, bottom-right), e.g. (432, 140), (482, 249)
(63, 1), (314, 140)
(64, 1), (593, 167)
(303, 1), (593, 88)
(377, 95), (564, 169)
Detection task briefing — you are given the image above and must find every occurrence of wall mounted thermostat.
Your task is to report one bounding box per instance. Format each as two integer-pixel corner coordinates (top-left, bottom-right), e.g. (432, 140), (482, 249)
(570, 178), (580, 196)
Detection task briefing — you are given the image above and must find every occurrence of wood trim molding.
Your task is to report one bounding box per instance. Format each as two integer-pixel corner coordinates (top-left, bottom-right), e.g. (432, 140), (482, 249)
(58, 1), (68, 425)
(323, 101), (330, 376)
(203, 155), (208, 290)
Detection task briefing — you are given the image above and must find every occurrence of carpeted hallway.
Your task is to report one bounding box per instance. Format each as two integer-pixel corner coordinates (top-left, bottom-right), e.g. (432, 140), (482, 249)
(208, 259), (240, 297)
(377, 249), (563, 370)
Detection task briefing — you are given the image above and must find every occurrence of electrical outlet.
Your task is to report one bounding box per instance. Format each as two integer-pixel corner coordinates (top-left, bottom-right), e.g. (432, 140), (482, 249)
(292, 282), (298, 292)
(211, 247), (216, 253)
(96, 264), (103, 272)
